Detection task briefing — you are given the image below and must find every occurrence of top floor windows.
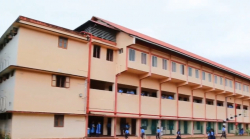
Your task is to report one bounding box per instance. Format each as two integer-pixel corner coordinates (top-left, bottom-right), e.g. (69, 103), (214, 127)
(93, 45), (101, 58)
(220, 77), (223, 85)
(208, 73), (211, 82)
(152, 56), (157, 67)
(106, 49), (113, 61)
(229, 80), (232, 88)
(188, 67), (192, 76)
(162, 59), (167, 70)
(172, 62), (176, 72)
(225, 79), (228, 86)
(202, 71), (206, 80)
(243, 85), (249, 92)
(141, 53), (147, 64)
(58, 37), (68, 49)
(195, 69), (199, 78)
(214, 75), (217, 84)
(129, 49), (135, 61)
(180, 64), (185, 75)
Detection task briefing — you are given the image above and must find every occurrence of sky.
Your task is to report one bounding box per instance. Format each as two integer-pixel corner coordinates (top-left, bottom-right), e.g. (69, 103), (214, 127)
(1, 0), (250, 75)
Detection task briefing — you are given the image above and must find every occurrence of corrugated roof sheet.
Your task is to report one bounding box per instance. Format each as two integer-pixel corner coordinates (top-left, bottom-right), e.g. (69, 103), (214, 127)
(92, 16), (250, 81)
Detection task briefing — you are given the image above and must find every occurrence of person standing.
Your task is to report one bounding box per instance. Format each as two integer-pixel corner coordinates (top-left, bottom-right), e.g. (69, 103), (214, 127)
(90, 122), (95, 137)
(220, 125), (227, 139)
(125, 128), (129, 139)
(141, 127), (145, 139)
(176, 129), (181, 139)
(96, 122), (102, 137)
(156, 127), (161, 139)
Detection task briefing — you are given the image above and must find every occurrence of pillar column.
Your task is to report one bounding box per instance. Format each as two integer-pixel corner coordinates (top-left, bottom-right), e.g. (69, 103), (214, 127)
(103, 117), (108, 135)
(136, 119), (141, 136)
(111, 117), (116, 136)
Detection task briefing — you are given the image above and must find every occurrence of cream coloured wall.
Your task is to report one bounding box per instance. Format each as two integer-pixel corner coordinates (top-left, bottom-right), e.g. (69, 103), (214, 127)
(11, 113), (85, 139)
(13, 70), (86, 114)
(91, 47), (116, 82)
(141, 97), (159, 115)
(206, 105), (216, 119)
(217, 106), (226, 120)
(89, 89), (114, 112)
(17, 27), (88, 76)
(0, 31), (19, 72)
(141, 78), (159, 90)
(178, 101), (191, 117)
(161, 99), (176, 116)
(128, 49), (149, 72)
(116, 32), (134, 74)
(193, 103), (204, 118)
(117, 72), (139, 87)
(161, 82), (176, 93)
(117, 93), (139, 114)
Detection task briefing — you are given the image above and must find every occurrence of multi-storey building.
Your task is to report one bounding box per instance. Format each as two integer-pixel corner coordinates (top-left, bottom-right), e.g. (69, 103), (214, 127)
(0, 16), (249, 139)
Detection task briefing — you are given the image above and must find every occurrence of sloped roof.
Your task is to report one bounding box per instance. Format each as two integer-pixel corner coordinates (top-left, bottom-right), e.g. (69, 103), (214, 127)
(91, 16), (250, 81)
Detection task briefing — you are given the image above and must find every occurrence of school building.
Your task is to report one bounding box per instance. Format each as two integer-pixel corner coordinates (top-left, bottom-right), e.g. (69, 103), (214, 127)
(0, 15), (249, 139)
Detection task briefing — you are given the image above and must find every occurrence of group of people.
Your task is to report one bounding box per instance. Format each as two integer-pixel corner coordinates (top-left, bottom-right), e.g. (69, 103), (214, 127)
(89, 122), (102, 137)
(161, 94), (174, 99)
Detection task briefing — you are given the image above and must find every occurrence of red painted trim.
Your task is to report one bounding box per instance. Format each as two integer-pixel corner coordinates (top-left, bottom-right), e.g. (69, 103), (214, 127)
(187, 65), (201, 70)
(204, 92), (206, 120)
(92, 36), (117, 46)
(159, 84), (162, 117)
(191, 90), (193, 119)
(235, 100), (237, 129)
(186, 63), (188, 82)
(151, 53), (169, 60)
(177, 87), (179, 117)
(139, 80), (142, 116)
(171, 59), (185, 65)
(126, 47), (128, 70)
(127, 46), (149, 54)
(169, 55), (172, 78)
(115, 75), (118, 114)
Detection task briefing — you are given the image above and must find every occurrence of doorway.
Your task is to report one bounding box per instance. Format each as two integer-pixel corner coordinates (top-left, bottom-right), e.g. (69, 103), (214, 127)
(88, 116), (104, 135)
(131, 119), (136, 135)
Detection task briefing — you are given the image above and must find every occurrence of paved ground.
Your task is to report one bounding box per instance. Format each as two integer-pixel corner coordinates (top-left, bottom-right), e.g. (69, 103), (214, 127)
(185, 136), (249, 139)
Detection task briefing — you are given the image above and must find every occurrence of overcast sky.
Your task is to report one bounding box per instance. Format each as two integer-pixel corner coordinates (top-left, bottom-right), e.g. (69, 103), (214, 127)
(1, 0), (250, 75)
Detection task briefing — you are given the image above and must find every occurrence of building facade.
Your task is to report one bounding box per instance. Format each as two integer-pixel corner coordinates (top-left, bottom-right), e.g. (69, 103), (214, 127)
(0, 16), (249, 139)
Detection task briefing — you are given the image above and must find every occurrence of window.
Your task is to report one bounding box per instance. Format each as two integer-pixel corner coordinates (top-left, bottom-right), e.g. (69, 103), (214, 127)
(225, 79), (228, 86)
(54, 115), (64, 127)
(229, 80), (232, 88)
(239, 83), (241, 90)
(141, 53), (147, 64)
(243, 85), (246, 91)
(195, 69), (199, 78)
(220, 77), (223, 85)
(180, 64), (185, 75)
(129, 49), (135, 61)
(172, 62), (176, 72)
(58, 37), (68, 49)
(52, 75), (70, 88)
(188, 67), (192, 76)
(118, 48), (123, 54)
(235, 83), (238, 89)
(202, 71), (205, 80)
(106, 49), (113, 61)
(162, 59), (167, 70)
(208, 73), (211, 82)
(93, 45), (101, 58)
(152, 56), (157, 67)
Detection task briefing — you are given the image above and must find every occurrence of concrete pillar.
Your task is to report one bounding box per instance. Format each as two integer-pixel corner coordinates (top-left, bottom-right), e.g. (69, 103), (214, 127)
(111, 117), (116, 136)
(103, 117), (108, 135)
(136, 119), (141, 136)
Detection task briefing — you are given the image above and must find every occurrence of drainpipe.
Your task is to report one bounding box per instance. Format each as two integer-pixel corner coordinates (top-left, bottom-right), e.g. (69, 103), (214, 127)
(80, 31), (92, 137)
